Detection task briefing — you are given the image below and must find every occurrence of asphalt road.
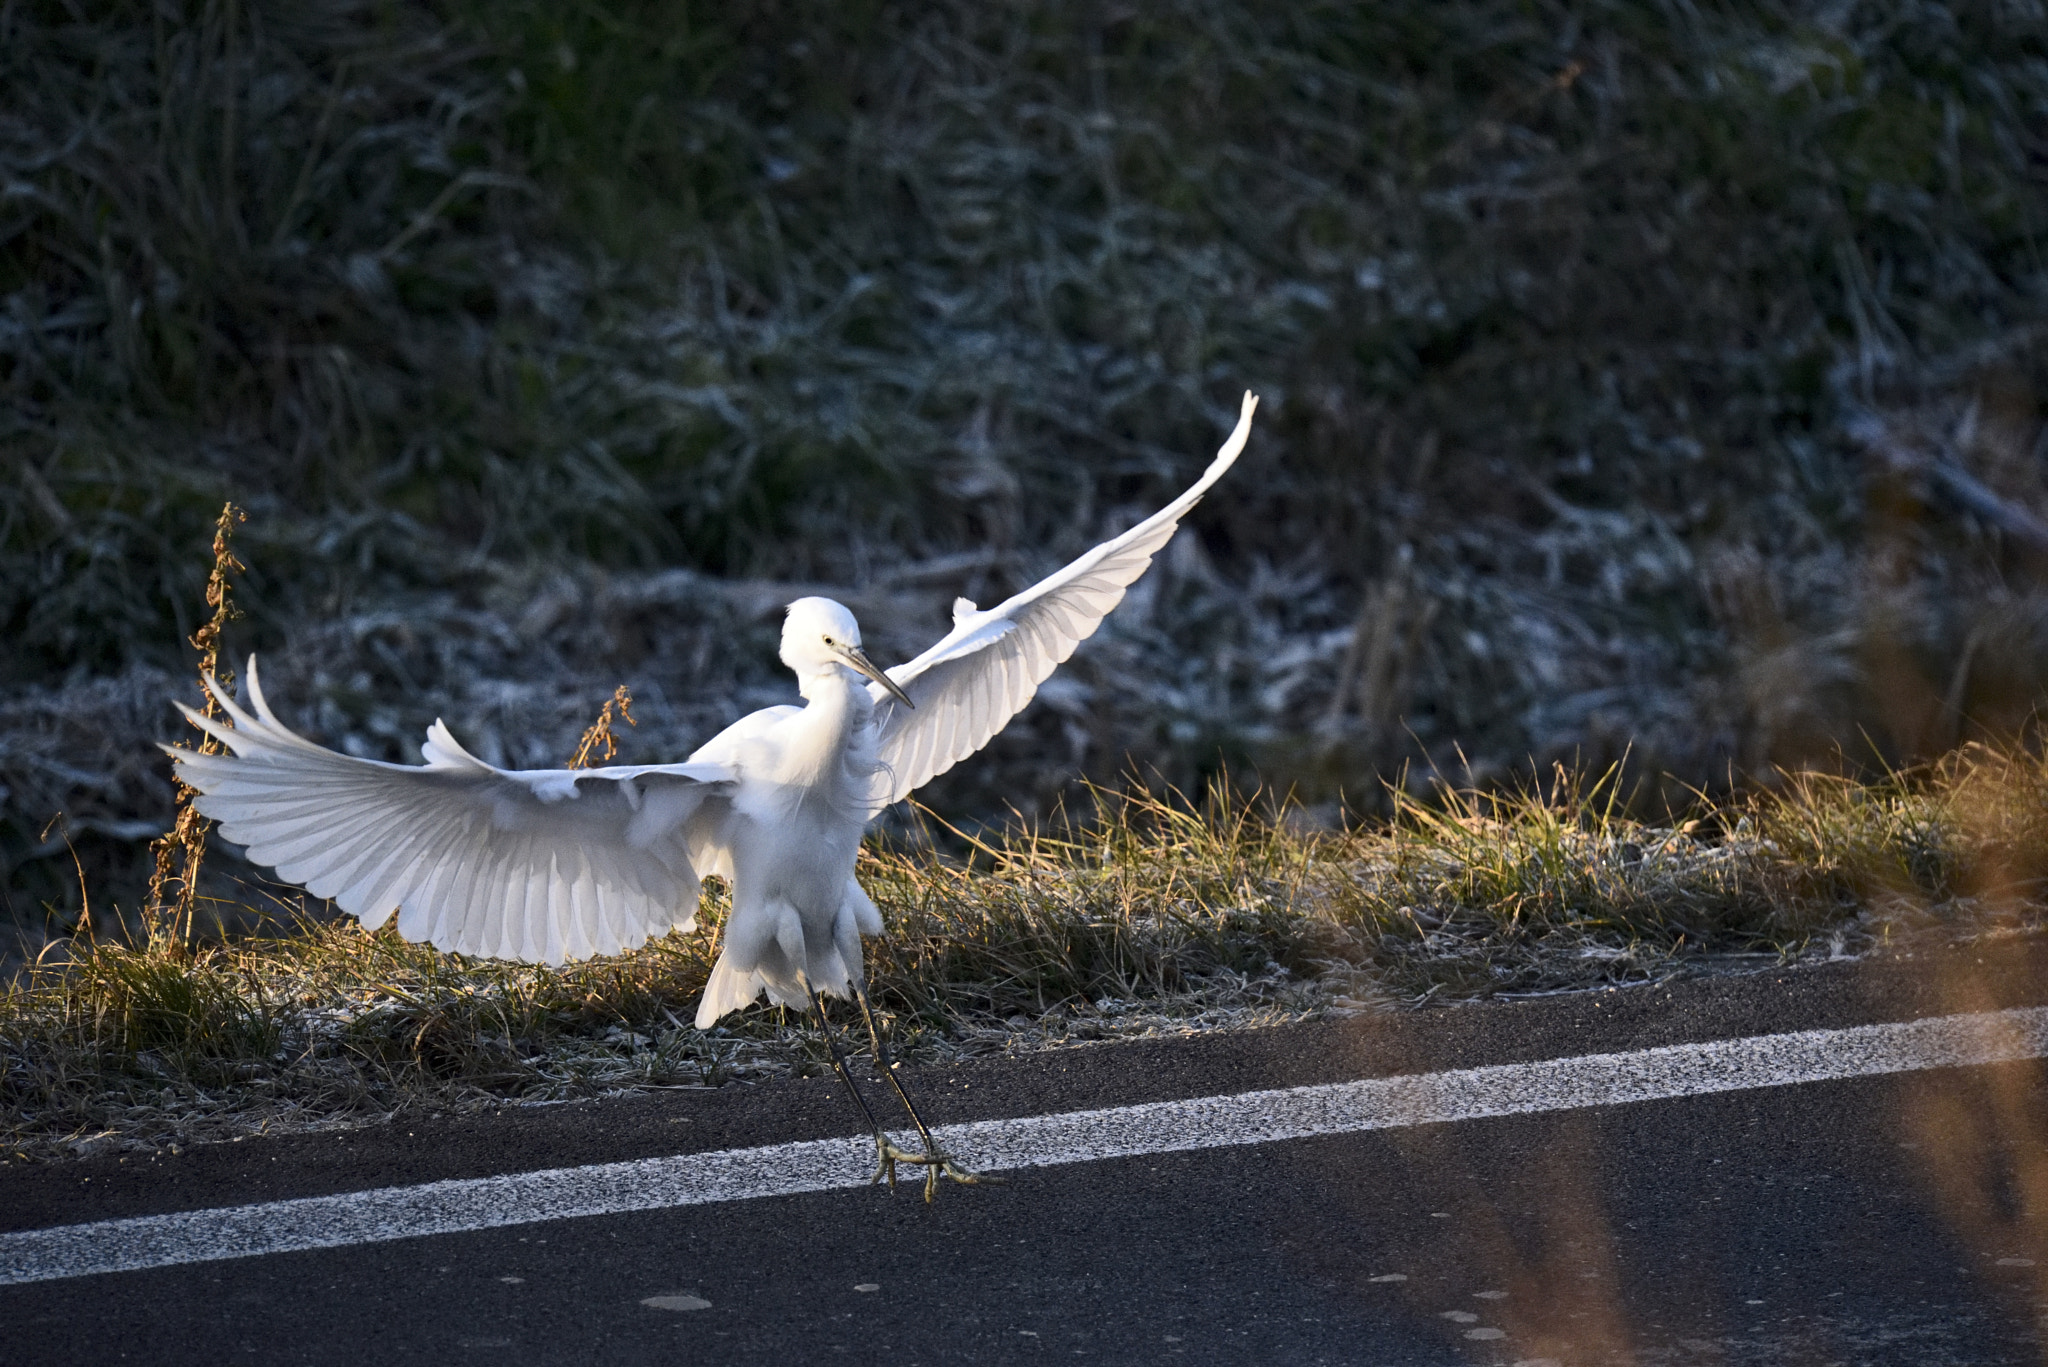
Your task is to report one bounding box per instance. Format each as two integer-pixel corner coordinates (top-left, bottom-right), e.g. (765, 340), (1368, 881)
(6, 938), (2048, 1366)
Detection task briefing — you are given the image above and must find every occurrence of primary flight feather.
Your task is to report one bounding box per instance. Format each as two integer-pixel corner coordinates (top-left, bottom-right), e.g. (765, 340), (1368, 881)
(165, 392), (1256, 1192)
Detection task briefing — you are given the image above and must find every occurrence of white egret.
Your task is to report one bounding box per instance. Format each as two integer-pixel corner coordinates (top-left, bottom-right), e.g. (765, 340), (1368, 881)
(166, 392), (1258, 1198)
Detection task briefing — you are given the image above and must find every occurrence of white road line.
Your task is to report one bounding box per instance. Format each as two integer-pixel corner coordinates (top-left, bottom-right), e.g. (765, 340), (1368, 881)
(5, 1006), (2046, 1286)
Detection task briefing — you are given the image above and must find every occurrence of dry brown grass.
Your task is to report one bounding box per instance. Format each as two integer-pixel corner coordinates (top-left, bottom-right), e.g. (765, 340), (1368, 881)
(143, 502), (244, 946)
(567, 684), (636, 769)
(7, 747), (2047, 1162)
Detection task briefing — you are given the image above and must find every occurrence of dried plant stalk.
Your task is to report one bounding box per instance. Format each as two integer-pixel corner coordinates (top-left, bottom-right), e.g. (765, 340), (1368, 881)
(568, 685), (636, 769)
(145, 503), (247, 948)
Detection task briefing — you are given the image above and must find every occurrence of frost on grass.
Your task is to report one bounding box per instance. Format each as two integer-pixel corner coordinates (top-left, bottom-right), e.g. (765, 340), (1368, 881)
(8, 749), (2048, 1162)
(10, 0), (2048, 934)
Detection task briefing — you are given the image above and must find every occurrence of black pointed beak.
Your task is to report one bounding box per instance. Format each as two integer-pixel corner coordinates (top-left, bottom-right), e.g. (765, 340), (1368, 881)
(840, 644), (914, 709)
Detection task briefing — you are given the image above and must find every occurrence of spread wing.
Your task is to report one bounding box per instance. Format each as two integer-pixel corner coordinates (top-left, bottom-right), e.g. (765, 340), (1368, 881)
(866, 391), (1257, 806)
(166, 658), (736, 965)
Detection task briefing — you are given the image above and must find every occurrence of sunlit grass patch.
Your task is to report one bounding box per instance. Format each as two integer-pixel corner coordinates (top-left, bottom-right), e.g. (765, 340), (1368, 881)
(13, 746), (2040, 1161)
(2, 898), (749, 1162)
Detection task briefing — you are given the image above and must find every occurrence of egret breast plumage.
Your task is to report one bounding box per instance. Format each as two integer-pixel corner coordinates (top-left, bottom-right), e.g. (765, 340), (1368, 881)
(166, 391), (1258, 1197)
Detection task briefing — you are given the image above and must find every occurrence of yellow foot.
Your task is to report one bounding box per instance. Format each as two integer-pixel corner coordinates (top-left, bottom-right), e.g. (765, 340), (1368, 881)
(867, 1135), (923, 1191)
(917, 1152), (998, 1205)
(866, 1134), (1000, 1203)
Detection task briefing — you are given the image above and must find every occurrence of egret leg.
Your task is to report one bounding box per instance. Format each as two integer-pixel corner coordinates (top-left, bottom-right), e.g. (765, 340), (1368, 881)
(855, 987), (997, 1202)
(805, 988), (931, 1192)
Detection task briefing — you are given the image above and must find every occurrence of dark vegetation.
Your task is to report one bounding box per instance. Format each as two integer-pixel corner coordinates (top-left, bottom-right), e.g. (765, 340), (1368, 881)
(5, 0), (2048, 939)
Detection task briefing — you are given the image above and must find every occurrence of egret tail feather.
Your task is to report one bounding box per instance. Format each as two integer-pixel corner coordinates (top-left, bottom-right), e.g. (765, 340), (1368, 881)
(696, 956), (765, 1029)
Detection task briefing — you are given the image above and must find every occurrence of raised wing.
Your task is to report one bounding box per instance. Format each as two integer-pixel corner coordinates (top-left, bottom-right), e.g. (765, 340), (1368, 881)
(166, 658), (735, 964)
(867, 391), (1257, 806)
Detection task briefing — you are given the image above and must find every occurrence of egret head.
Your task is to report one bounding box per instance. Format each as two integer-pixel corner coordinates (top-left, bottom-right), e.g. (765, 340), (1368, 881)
(780, 597), (913, 707)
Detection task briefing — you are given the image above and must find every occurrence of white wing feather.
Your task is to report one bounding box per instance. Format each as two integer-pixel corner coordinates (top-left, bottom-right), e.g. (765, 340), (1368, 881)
(866, 391), (1257, 806)
(165, 658), (736, 965)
